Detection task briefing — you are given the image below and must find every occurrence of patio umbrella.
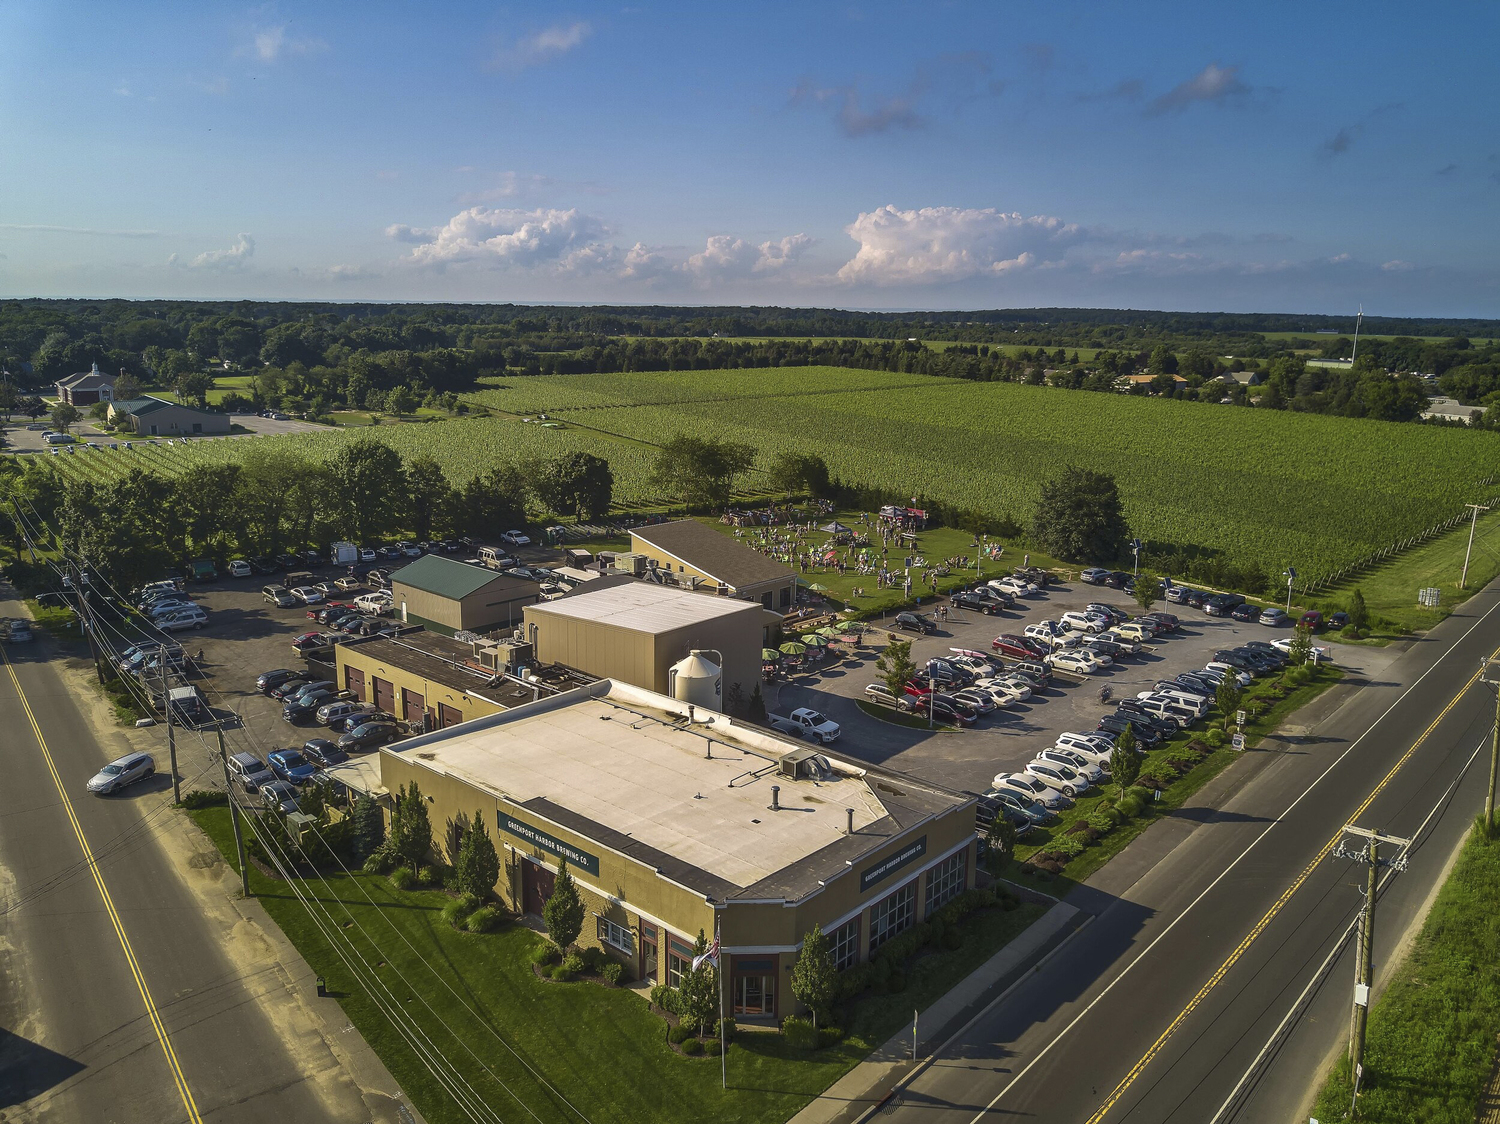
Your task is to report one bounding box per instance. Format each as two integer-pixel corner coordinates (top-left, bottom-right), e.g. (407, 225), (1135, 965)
(800, 634), (829, 647)
(762, 648), (782, 661)
(819, 521), (851, 534)
(816, 626), (845, 639)
(779, 641), (807, 656)
(807, 582), (831, 593)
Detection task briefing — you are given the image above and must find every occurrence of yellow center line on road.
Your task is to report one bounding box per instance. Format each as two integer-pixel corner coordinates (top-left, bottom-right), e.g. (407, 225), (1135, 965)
(1083, 651), (1493, 1124)
(1, 647), (204, 1124)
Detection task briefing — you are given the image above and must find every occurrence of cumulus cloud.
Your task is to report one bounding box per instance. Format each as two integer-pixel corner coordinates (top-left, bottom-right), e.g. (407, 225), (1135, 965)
(683, 233), (815, 281)
(620, 242), (672, 281)
(493, 21), (591, 71)
(837, 205), (1081, 284)
(169, 233), (255, 270)
(392, 207), (607, 268)
(1146, 63), (1249, 115)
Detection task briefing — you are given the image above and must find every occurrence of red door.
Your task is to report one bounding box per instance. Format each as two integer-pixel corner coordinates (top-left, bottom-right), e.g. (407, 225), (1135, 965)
(404, 689), (425, 722)
(439, 703), (463, 728)
(521, 860), (556, 917)
(373, 677), (395, 714)
(345, 667), (366, 701)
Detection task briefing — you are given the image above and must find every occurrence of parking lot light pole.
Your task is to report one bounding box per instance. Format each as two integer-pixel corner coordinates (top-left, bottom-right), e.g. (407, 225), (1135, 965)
(1283, 566), (1297, 615)
(1130, 538), (1142, 576)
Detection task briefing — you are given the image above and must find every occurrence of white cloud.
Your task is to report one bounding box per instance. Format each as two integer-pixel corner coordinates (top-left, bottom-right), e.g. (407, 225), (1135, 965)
(837, 205), (1080, 284)
(170, 233), (255, 270)
(394, 207), (607, 268)
(620, 242), (672, 281)
(494, 21), (591, 71)
(683, 234), (815, 281)
(1382, 259), (1416, 271)
(0, 223), (159, 238)
(241, 23), (325, 63)
(1146, 63), (1250, 115)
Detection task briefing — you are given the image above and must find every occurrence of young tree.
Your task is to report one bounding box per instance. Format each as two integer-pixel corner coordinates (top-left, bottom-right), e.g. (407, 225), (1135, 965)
(384, 384), (420, 416)
(452, 810), (501, 901)
(678, 929), (719, 1036)
(1132, 572), (1163, 614)
(984, 814), (1017, 877)
(1347, 587), (1369, 632)
(390, 781), (432, 872)
(1287, 623), (1313, 668)
(351, 793), (385, 861)
(1029, 466), (1128, 564)
(50, 402), (80, 433)
(1110, 739), (1141, 798)
(747, 683), (768, 724)
(1215, 677), (1244, 726)
(543, 868), (585, 950)
(875, 638), (916, 701)
(789, 924), (837, 1029)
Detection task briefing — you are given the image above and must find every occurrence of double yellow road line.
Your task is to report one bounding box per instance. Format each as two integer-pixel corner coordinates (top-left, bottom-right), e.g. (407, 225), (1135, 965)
(1, 647), (203, 1123)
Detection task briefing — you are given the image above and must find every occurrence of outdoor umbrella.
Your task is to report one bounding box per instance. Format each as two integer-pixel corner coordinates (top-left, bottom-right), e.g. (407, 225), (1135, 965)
(800, 634), (828, 647)
(779, 641), (807, 656)
(816, 626), (845, 639)
(819, 521), (851, 534)
(807, 582), (831, 593)
(762, 648), (782, 661)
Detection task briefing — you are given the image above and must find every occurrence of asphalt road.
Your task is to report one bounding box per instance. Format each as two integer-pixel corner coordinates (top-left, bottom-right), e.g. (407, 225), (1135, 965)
(0, 606), (373, 1121)
(878, 578), (1500, 1124)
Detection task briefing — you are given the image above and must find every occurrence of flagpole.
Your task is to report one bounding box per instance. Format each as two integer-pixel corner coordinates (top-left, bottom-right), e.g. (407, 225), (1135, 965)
(717, 915), (727, 1090)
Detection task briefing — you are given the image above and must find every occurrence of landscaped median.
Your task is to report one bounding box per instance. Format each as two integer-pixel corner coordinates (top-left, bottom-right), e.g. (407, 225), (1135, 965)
(1312, 826), (1500, 1123)
(187, 805), (1044, 1124)
(1011, 661), (1343, 886)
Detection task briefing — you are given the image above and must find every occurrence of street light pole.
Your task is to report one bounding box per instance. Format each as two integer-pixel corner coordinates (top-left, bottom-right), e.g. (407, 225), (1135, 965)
(1283, 566), (1297, 615)
(1130, 538), (1142, 577)
(1461, 503), (1490, 590)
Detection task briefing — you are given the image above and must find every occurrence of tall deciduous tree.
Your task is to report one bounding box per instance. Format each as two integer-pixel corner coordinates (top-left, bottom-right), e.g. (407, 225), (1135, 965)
(50, 402), (80, 433)
(451, 811), (501, 901)
(455, 464), (528, 539)
(789, 924), (837, 1028)
(534, 452), (614, 520)
(328, 438), (407, 545)
(404, 455), (453, 542)
(767, 452), (831, 499)
(1029, 466), (1128, 564)
(651, 435), (755, 510)
(390, 781), (432, 872)
(543, 868), (584, 950)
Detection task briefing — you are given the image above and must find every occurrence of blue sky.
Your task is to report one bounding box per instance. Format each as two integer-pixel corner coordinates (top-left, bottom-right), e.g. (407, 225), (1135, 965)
(2, 1), (1496, 316)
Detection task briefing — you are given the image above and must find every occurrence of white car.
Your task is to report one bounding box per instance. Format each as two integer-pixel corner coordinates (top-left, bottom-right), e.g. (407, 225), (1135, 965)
(1135, 694), (1199, 726)
(1056, 730), (1115, 757)
(983, 674), (1033, 700)
(500, 530), (531, 547)
(291, 586), (324, 605)
(1141, 688), (1209, 716)
(974, 679), (1027, 706)
(87, 752), (156, 794)
(1204, 662), (1254, 688)
(1048, 650), (1100, 675)
(1113, 622), (1153, 643)
(993, 771), (1070, 809)
(358, 547), (378, 563)
(227, 559), (252, 578)
(155, 607), (208, 631)
(1024, 759), (1091, 798)
(991, 577), (1036, 597)
(1025, 622), (1079, 650)
(1095, 629), (1142, 654)
(948, 654), (994, 677)
(1035, 747), (1106, 783)
(951, 689), (997, 715)
(355, 592), (393, 614)
(1059, 611), (1105, 635)
(1054, 739), (1117, 771)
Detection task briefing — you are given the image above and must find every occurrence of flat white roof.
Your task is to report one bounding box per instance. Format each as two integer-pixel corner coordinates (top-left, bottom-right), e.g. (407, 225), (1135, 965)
(528, 580), (756, 633)
(385, 681), (888, 890)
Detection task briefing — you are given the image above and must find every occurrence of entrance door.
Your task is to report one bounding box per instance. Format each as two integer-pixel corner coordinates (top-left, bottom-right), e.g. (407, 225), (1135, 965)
(345, 667), (366, 701)
(640, 923), (658, 984)
(521, 859), (556, 917)
(733, 974), (775, 1017)
(372, 676), (395, 714)
(403, 689), (425, 723)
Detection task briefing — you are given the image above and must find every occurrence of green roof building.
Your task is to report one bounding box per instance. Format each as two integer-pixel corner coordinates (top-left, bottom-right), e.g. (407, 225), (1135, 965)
(107, 395), (231, 437)
(390, 555), (539, 635)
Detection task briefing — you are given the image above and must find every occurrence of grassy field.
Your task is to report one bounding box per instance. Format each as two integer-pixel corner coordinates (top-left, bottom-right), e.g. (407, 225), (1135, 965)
(1312, 826), (1500, 1123)
(1259, 331), (1497, 345)
(188, 805), (1042, 1124)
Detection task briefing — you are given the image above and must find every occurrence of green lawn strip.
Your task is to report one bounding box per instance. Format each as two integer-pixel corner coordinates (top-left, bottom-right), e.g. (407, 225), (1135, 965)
(24, 597), (81, 640)
(853, 698), (957, 731)
(187, 806), (1043, 1124)
(1014, 665), (1343, 881)
(1312, 829), (1500, 1123)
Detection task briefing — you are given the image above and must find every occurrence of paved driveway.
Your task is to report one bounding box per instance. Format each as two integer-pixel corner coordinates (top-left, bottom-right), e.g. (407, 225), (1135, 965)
(2, 421), (112, 452)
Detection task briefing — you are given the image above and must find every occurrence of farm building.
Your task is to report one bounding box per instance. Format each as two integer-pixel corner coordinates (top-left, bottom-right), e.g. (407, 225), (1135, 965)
(377, 677), (976, 1021)
(107, 395), (231, 436)
(55, 363), (117, 406)
(390, 554), (538, 634)
(629, 519), (796, 610)
(523, 579), (777, 706)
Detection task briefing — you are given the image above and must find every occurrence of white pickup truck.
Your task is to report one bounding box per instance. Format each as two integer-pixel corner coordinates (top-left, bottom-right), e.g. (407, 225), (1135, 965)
(355, 592), (393, 615)
(767, 708), (842, 744)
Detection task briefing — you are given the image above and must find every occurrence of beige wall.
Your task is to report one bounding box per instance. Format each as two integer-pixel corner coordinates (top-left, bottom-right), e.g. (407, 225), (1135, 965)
(628, 533), (795, 611)
(335, 644), (505, 727)
(393, 582), (533, 635)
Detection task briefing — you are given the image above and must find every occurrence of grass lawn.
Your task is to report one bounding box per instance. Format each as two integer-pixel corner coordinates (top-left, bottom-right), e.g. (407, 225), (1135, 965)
(188, 807), (1044, 1124)
(1309, 507), (1500, 633)
(1312, 828), (1500, 1123)
(1014, 663), (1344, 883)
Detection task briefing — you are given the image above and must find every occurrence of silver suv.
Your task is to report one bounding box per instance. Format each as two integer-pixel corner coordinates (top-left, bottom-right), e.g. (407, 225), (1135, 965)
(87, 753), (156, 795)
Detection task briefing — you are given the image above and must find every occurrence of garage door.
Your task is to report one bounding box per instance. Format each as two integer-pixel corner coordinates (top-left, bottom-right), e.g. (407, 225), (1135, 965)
(403, 689), (425, 722)
(345, 667), (366, 702)
(373, 676), (395, 714)
(439, 703), (463, 729)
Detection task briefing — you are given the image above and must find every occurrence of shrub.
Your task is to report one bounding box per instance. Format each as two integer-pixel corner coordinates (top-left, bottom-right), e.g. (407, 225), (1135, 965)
(1048, 834), (1086, 859)
(703, 1037), (722, 1056)
(1126, 786), (1154, 802)
(561, 951), (585, 975)
(388, 866), (416, 891)
(441, 894), (479, 927)
(1138, 766), (1177, 789)
(418, 865), (441, 886)
(181, 789), (227, 809)
(941, 927), (963, 950)
(580, 946), (605, 973)
(1065, 823), (1100, 844)
(1085, 811), (1117, 834)
(550, 964), (572, 981)
(1204, 728), (1227, 748)
(681, 1037), (704, 1056)
(601, 961), (625, 985)
(530, 942), (561, 967)
(782, 1015), (820, 1052)
(466, 906), (501, 933)
(1001, 895), (1020, 911)
(714, 1017), (736, 1039)
(1117, 792), (1147, 819)
(870, 956), (892, 990)
(362, 850), (392, 875)
(839, 964), (874, 1001)
(668, 1023), (694, 1045)
(886, 969), (907, 993)
(650, 984), (682, 1015)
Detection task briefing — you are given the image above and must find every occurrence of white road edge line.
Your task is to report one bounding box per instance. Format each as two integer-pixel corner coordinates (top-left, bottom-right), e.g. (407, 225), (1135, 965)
(959, 592), (1500, 1124)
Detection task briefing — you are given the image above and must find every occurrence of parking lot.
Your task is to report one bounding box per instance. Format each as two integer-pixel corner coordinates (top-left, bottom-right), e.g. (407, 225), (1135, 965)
(773, 579), (1299, 795)
(1, 421), (113, 452)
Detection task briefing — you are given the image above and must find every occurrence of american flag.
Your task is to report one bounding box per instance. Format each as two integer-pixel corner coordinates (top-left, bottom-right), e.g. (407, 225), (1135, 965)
(692, 934), (719, 971)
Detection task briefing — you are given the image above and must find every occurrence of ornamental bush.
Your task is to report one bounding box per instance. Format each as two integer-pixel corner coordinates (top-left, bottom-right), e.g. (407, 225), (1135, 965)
(668, 1023), (694, 1045)
(465, 906), (501, 933)
(601, 961), (624, 985)
(388, 866), (415, 891)
(441, 893), (479, 928)
(530, 942), (561, 967)
(782, 1015), (819, 1052)
(561, 950), (585, 975)
(681, 1037), (704, 1056)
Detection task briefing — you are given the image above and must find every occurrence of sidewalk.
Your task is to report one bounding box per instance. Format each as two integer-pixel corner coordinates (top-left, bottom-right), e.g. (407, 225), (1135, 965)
(789, 900), (1084, 1124)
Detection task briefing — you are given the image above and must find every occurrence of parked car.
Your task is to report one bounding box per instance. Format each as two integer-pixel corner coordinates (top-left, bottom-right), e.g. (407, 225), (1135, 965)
(1141, 611), (1179, 631)
(952, 591), (1004, 615)
(291, 632), (334, 654)
(290, 586), (324, 605)
(1300, 610), (1324, 631)
(499, 529), (531, 547)
(302, 739), (350, 766)
(1056, 730), (1117, 757)
(1164, 585), (1193, 604)
(267, 749), (319, 785)
(284, 689), (346, 723)
(263, 584), (297, 607)
(338, 721), (401, 751)
(227, 559), (253, 578)
(257, 668), (309, 694)
(951, 688), (997, 715)
(992, 771), (1069, 810)
(1048, 650), (1100, 675)
(985, 787), (1058, 825)
(227, 752), (275, 793)
(1203, 662), (1254, 687)
(1230, 603), (1258, 622)
(1059, 611), (1105, 634)
(358, 547), (377, 563)
(333, 576), (362, 592)
(1024, 759), (1090, 798)
(894, 611), (936, 634)
(87, 752), (156, 794)
(1024, 621), (1078, 650)
(863, 682), (905, 709)
(156, 607), (208, 631)
(316, 699), (368, 727)
(1081, 567), (1112, 585)
(260, 780), (300, 815)
(1259, 607), (1288, 626)
(1096, 712), (1163, 749)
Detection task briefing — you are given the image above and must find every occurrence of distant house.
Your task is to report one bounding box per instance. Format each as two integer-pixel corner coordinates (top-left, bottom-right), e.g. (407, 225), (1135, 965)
(1118, 373), (1188, 390)
(55, 363), (117, 406)
(107, 395), (231, 437)
(1421, 396), (1484, 425)
(1217, 370), (1264, 387)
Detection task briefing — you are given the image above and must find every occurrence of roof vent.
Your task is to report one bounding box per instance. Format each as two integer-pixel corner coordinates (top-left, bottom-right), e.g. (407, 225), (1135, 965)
(770, 785), (780, 812)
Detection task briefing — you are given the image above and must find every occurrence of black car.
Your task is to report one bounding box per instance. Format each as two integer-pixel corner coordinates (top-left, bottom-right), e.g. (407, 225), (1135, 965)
(1329, 611), (1350, 629)
(1084, 638), (1126, 661)
(1174, 674), (1220, 697)
(975, 585), (1016, 607)
(1204, 598), (1237, 617)
(300, 549), (322, 567)
(1104, 571), (1129, 589)
(1233, 647), (1281, 672)
(250, 555), (277, 575)
(338, 721), (401, 751)
(257, 668), (308, 694)
(1240, 640), (1288, 665)
(952, 591), (1003, 615)
(302, 738), (350, 766)
(1213, 649), (1260, 673)
(1115, 702), (1180, 735)
(1014, 566), (1054, 587)
(268, 673), (318, 699)
(974, 795), (1034, 837)
(284, 688), (348, 723)
(1182, 589), (1210, 609)
(1096, 712), (1164, 748)
(1230, 603), (1259, 622)
(894, 611), (936, 634)
(319, 605), (358, 625)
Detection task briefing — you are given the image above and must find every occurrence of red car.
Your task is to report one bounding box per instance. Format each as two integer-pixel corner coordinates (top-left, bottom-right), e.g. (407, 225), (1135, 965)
(904, 679), (935, 699)
(291, 632), (335, 653)
(993, 635), (1046, 662)
(1299, 610), (1324, 632)
(309, 601), (351, 620)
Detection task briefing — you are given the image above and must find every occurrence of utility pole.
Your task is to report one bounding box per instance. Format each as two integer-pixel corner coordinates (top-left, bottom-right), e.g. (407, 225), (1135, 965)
(1460, 504), (1490, 590)
(1479, 658), (1500, 832)
(159, 658), (180, 804)
(71, 563), (105, 685)
(217, 726), (250, 896)
(1333, 824), (1410, 1111)
(1130, 538), (1143, 577)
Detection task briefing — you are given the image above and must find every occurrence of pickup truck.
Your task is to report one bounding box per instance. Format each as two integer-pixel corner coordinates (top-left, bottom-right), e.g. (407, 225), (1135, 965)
(355, 592), (393, 615)
(767, 708), (841, 744)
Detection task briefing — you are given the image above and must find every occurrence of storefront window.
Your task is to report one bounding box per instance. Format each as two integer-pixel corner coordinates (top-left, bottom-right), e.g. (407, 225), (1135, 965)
(828, 917), (861, 971)
(640, 922), (658, 983)
(926, 851), (966, 914)
(733, 974), (775, 1016)
(667, 945), (692, 988)
(869, 881), (915, 953)
(597, 916), (634, 954)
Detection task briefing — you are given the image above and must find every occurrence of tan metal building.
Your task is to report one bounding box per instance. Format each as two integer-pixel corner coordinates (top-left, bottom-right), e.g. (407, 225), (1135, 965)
(523, 579), (777, 705)
(334, 631), (538, 730)
(378, 679), (975, 1022)
(629, 520), (797, 611)
(390, 554), (538, 635)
